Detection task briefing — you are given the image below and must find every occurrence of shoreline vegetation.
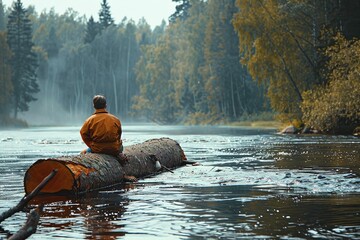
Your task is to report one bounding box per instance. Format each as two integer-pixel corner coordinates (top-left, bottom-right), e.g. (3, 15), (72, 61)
(0, 117), (28, 129)
(0, 112), (360, 136)
(227, 120), (282, 129)
(1, 115), (358, 136)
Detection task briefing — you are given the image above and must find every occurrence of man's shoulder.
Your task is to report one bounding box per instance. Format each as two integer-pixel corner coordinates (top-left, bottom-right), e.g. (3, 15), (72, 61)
(86, 111), (120, 123)
(86, 114), (97, 121)
(107, 113), (120, 121)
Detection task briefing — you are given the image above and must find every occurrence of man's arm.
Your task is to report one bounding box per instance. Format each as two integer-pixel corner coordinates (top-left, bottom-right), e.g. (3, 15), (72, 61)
(118, 119), (122, 140)
(117, 119), (123, 150)
(80, 123), (92, 148)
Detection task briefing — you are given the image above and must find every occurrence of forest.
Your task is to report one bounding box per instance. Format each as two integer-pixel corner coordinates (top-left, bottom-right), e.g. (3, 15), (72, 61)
(0, 0), (359, 134)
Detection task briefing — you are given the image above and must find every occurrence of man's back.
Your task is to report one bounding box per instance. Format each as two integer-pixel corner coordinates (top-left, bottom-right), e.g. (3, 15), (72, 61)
(80, 96), (123, 156)
(84, 109), (121, 143)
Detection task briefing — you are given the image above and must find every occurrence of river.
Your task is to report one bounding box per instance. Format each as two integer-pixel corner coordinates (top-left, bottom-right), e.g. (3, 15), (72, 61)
(0, 125), (359, 239)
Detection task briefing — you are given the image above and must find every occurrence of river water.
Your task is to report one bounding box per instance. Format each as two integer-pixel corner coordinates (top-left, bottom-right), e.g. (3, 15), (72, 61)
(0, 125), (359, 239)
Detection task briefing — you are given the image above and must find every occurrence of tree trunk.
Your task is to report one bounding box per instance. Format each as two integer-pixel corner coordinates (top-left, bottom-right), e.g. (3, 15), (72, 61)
(24, 138), (187, 195)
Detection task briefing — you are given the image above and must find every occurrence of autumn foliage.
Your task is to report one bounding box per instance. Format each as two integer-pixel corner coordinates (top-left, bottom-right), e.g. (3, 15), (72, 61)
(232, 0), (360, 133)
(301, 34), (360, 133)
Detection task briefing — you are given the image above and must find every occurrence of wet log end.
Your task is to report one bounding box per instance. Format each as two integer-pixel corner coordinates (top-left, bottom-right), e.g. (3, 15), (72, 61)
(24, 160), (74, 194)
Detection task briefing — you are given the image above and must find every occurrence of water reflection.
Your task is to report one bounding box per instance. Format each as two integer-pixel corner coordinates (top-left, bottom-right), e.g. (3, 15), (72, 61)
(29, 185), (134, 239)
(270, 137), (360, 175)
(244, 194), (360, 239)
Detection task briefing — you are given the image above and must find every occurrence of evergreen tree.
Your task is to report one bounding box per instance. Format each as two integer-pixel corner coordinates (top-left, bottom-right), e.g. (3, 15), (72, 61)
(0, 0), (5, 31)
(45, 26), (59, 58)
(84, 16), (100, 43)
(169, 0), (191, 23)
(201, 0), (261, 120)
(99, 0), (114, 30)
(0, 32), (13, 116)
(171, 0), (208, 123)
(7, 0), (39, 118)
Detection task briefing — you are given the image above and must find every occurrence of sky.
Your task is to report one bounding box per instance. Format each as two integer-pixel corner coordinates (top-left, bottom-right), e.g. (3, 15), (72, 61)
(2, 0), (177, 28)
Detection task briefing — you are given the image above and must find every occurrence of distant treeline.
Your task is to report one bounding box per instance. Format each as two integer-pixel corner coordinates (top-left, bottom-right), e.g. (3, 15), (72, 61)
(0, 0), (359, 133)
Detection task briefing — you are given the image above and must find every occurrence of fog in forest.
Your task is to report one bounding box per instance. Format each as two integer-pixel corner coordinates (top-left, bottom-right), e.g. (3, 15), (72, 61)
(18, 55), (91, 126)
(19, 92), (89, 126)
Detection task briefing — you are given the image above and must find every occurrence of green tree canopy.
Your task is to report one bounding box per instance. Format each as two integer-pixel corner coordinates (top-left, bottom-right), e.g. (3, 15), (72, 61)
(84, 16), (100, 44)
(0, 0), (5, 31)
(99, 0), (114, 30)
(169, 0), (191, 23)
(0, 32), (13, 116)
(7, 0), (39, 118)
(44, 26), (59, 58)
(133, 0), (268, 124)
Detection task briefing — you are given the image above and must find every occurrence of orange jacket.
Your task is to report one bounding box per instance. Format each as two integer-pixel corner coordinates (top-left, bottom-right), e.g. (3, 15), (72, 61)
(80, 109), (122, 155)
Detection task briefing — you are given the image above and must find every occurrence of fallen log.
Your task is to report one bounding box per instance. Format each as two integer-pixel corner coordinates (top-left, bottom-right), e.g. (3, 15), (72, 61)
(24, 138), (187, 195)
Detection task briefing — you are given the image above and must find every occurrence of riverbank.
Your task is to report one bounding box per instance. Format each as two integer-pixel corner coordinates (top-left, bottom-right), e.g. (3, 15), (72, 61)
(228, 121), (360, 136)
(0, 116), (28, 129)
(227, 120), (282, 129)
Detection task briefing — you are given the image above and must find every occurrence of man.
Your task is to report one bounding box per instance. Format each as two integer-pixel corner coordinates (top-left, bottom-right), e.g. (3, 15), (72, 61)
(80, 95), (126, 161)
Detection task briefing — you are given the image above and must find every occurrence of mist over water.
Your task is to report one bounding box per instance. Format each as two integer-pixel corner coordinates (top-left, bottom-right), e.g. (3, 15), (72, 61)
(18, 100), (84, 126)
(0, 125), (359, 239)
(18, 90), (91, 126)
(18, 80), (130, 126)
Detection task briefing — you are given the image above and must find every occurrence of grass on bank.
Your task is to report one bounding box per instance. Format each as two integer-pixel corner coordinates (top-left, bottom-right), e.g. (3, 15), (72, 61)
(227, 120), (282, 129)
(0, 116), (28, 128)
(226, 111), (282, 129)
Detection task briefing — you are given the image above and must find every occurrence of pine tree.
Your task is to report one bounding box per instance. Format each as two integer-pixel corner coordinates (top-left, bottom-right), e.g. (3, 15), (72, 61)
(7, 0), (39, 118)
(84, 16), (100, 43)
(169, 0), (191, 23)
(99, 0), (114, 30)
(0, 0), (5, 31)
(0, 32), (13, 116)
(45, 26), (59, 58)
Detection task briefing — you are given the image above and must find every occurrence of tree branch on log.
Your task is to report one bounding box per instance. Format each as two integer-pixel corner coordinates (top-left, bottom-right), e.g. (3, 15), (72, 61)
(0, 225), (11, 238)
(0, 169), (57, 223)
(182, 160), (198, 165)
(161, 165), (174, 173)
(8, 205), (43, 240)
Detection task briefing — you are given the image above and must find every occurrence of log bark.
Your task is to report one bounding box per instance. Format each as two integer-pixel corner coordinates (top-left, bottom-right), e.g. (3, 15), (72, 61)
(24, 138), (187, 195)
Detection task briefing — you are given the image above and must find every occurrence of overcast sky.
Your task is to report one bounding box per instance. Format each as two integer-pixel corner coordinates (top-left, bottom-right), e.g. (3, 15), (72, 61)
(2, 0), (177, 28)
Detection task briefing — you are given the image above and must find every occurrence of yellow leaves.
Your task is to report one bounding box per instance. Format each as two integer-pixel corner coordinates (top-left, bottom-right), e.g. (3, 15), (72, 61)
(185, 112), (221, 125)
(133, 29), (180, 123)
(233, 0), (318, 122)
(32, 45), (47, 60)
(301, 33), (360, 133)
(131, 95), (150, 112)
(33, 24), (47, 43)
